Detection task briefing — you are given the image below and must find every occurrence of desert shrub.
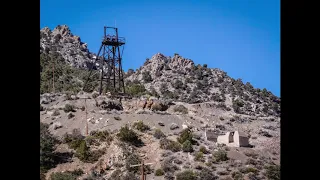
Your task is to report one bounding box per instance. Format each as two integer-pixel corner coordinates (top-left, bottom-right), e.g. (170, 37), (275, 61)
(154, 129), (165, 139)
(126, 84), (146, 97)
(232, 171), (244, 180)
(149, 86), (159, 97)
(159, 83), (168, 94)
(265, 165), (280, 180)
(92, 92), (99, 98)
(117, 125), (143, 146)
(173, 105), (188, 114)
(114, 116), (121, 121)
(162, 90), (179, 100)
(125, 153), (141, 172)
(198, 167), (218, 180)
(194, 152), (205, 162)
(160, 138), (181, 152)
(50, 172), (77, 180)
(64, 104), (76, 113)
(88, 149), (105, 163)
(52, 109), (60, 116)
(213, 150), (228, 162)
(246, 158), (258, 166)
(182, 140), (193, 152)
(40, 122), (58, 172)
(142, 71), (152, 82)
(177, 128), (193, 144)
(239, 167), (258, 174)
(161, 159), (179, 174)
(63, 129), (85, 149)
(68, 113), (75, 119)
(155, 169), (165, 176)
(172, 79), (184, 89)
(244, 152), (259, 159)
(75, 140), (90, 161)
(199, 146), (208, 154)
(91, 130), (112, 143)
(110, 169), (122, 180)
(185, 77), (193, 83)
(133, 121), (150, 132)
(176, 170), (197, 180)
(50, 169), (83, 180)
(80, 106), (85, 111)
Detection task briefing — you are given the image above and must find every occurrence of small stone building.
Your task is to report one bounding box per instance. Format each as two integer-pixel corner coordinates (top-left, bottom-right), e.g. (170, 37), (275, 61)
(205, 129), (219, 142)
(217, 131), (249, 147)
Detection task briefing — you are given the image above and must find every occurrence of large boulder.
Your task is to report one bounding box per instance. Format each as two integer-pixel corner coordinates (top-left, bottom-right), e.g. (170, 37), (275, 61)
(96, 96), (123, 110)
(151, 100), (169, 111)
(138, 100), (147, 109)
(145, 99), (153, 109)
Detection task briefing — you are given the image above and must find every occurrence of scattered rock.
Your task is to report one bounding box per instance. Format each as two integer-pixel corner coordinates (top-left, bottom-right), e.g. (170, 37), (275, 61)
(170, 123), (179, 130)
(258, 130), (273, 137)
(262, 125), (277, 131)
(52, 122), (62, 130)
(216, 124), (226, 131)
(158, 122), (165, 126)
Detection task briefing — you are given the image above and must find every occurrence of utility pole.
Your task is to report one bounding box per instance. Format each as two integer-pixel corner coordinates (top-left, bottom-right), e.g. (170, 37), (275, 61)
(85, 98), (88, 135)
(130, 160), (153, 180)
(79, 97), (90, 136)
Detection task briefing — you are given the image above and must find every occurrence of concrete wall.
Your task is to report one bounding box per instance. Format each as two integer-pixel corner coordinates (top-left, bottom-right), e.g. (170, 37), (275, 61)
(217, 132), (230, 145)
(217, 131), (250, 147)
(234, 131), (249, 147)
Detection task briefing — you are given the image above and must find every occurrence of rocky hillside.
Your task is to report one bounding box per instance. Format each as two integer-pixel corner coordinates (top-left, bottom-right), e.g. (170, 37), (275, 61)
(40, 25), (95, 68)
(40, 25), (280, 118)
(126, 53), (280, 118)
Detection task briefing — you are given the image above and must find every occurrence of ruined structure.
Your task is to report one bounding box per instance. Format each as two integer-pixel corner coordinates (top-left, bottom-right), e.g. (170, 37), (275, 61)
(217, 131), (249, 147)
(205, 129), (219, 142)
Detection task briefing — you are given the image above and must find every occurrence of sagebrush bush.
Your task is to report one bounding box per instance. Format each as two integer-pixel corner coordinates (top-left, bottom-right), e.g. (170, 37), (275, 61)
(64, 104), (76, 113)
(126, 84), (147, 97)
(198, 167), (218, 180)
(176, 170), (197, 180)
(232, 171), (244, 180)
(155, 169), (165, 176)
(50, 169), (83, 180)
(52, 109), (60, 116)
(63, 129), (84, 149)
(177, 128), (193, 144)
(133, 121), (150, 132)
(173, 105), (188, 114)
(199, 146), (208, 154)
(154, 129), (165, 139)
(194, 152), (205, 162)
(265, 164), (280, 180)
(213, 149), (228, 162)
(117, 125), (142, 146)
(160, 138), (181, 152)
(182, 140), (193, 152)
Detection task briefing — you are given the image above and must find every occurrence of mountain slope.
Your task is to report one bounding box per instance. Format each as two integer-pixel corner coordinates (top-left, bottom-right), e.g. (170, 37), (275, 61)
(40, 25), (280, 118)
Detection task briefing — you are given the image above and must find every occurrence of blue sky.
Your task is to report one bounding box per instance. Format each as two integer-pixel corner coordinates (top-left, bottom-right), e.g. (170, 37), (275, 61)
(40, 0), (280, 97)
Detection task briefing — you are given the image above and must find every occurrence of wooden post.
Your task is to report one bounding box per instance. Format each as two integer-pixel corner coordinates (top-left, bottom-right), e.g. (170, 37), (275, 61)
(129, 160), (153, 180)
(85, 98), (88, 135)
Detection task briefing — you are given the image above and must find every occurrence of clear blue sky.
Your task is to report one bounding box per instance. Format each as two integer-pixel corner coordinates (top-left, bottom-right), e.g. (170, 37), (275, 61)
(40, 0), (280, 97)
